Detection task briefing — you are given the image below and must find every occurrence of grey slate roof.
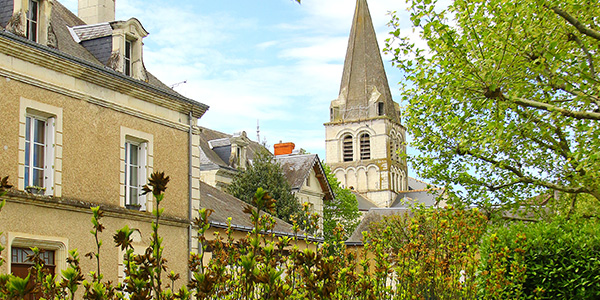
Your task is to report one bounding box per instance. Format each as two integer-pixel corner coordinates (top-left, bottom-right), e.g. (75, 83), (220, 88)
(337, 0), (400, 123)
(0, 0), (13, 28)
(346, 207), (412, 243)
(275, 154), (334, 200)
(391, 177), (445, 208)
(69, 22), (112, 42)
(200, 181), (301, 236)
(352, 191), (377, 211)
(0, 0), (207, 115)
(50, 1), (103, 64)
(198, 126), (268, 171)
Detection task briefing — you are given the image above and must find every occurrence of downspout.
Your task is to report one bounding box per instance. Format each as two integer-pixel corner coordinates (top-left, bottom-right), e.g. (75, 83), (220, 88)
(187, 111), (194, 281)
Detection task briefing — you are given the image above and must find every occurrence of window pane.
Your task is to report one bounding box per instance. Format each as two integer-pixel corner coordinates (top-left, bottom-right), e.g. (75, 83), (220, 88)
(129, 145), (138, 166)
(34, 119), (45, 143)
(25, 141), (30, 166)
(24, 166), (30, 186)
(129, 165), (138, 185)
(129, 187), (138, 205)
(33, 144), (45, 168)
(32, 168), (44, 187)
(25, 117), (31, 141)
(125, 41), (131, 59)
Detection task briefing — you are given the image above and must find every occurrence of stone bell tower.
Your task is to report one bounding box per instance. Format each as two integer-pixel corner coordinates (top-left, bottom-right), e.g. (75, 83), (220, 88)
(324, 0), (407, 208)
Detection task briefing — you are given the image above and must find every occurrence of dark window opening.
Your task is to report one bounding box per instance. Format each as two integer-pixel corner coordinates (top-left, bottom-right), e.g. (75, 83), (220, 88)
(124, 40), (132, 76)
(360, 133), (370, 160)
(27, 0), (39, 42)
(377, 102), (384, 116)
(343, 135), (353, 162)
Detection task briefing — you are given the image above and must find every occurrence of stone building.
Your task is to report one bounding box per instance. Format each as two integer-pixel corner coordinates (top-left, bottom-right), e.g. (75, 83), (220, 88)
(0, 0), (208, 287)
(325, 0), (444, 210)
(274, 143), (334, 233)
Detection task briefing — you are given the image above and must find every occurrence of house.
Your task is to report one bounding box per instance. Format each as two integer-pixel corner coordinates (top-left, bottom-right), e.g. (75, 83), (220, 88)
(273, 143), (334, 233)
(0, 0), (207, 287)
(198, 127), (334, 231)
(198, 127), (265, 191)
(198, 181), (320, 256)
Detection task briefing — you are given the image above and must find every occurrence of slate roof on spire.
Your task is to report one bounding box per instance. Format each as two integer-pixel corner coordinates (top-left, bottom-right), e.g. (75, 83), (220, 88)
(337, 0), (400, 123)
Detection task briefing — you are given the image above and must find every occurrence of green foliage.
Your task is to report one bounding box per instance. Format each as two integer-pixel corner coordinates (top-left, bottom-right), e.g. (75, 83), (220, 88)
(322, 163), (360, 241)
(4, 174), (600, 300)
(386, 0), (600, 207)
(368, 206), (488, 299)
(227, 150), (302, 225)
(479, 218), (600, 299)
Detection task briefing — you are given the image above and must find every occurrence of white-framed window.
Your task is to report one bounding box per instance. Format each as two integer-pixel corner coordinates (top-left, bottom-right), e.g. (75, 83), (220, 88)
(120, 127), (153, 211)
(26, 0), (39, 42)
(124, 39), (132, 76)
(24, 115), (55, 195)
(124, 140), (147, 210)
(19, 99), (62, 196)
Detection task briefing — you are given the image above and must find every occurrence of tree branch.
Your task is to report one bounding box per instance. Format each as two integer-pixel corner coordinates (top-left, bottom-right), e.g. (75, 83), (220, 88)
(506, 94), (600, 120)
(484, 179), (523, 191)
(568, 33), (596, 79)
(550, 6), (600, 41)
(454, 145), (589, 195)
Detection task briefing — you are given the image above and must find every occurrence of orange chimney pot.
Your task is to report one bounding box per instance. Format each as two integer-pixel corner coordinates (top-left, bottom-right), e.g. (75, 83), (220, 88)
(274, 142), (295, 156)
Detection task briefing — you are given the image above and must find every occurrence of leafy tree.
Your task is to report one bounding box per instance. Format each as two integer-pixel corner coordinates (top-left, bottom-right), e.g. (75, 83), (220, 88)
(227, 150), (302, 224)
(322, 163), (360, 241)
(386, 0), (600, 209)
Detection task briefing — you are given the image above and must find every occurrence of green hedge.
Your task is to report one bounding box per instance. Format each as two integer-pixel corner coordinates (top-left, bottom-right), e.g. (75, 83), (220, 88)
(478, 218), (600, 299)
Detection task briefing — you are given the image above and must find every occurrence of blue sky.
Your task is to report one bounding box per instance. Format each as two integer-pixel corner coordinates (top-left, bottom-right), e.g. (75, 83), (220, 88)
(62, 0), (415, 160)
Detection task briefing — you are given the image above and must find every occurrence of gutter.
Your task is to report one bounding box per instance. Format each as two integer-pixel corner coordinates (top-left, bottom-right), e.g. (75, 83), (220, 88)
(187, 111), (194, 281)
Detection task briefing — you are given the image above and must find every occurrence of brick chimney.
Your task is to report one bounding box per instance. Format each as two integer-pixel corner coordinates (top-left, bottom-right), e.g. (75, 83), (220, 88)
(78, 0), (116, 24)
(274, 142), (295, 156)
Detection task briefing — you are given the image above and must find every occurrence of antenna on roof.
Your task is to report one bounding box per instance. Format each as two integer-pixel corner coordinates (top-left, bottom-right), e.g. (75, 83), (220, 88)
(256, 119), (260, 142)
(169, 80), (187, 89)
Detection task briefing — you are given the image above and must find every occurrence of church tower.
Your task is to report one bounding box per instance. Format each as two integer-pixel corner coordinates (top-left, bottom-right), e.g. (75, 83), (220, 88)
(324, 0), (407, 208)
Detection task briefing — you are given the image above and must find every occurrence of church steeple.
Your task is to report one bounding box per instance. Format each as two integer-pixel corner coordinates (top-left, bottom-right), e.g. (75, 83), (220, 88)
(325, 0), (407, 208)
(331, 0), (400, 124)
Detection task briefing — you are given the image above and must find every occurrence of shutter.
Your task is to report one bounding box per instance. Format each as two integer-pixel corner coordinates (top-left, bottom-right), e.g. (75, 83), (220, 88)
(138, 142), (147, 211)
(124, 142), (130, 205)
(44, 117), (55, 195)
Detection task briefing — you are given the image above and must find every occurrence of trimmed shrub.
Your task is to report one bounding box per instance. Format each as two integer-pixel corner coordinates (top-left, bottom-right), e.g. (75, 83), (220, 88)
(478, 217), (600, 299)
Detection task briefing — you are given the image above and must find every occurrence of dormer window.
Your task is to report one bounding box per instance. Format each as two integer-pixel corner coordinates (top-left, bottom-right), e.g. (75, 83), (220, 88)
(109, 18), (148, 79)
(8, 0), (51, 45)
(124, 39), (132, 76)
(26, 0), (39, 42)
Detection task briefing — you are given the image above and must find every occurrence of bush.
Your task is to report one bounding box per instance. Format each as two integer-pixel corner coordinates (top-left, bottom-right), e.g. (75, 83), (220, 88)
(478, 217), (600, 299)
(368, 206), (488, 299)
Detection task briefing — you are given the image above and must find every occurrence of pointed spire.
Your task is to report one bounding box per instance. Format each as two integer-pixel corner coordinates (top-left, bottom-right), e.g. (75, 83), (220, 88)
(332, 0), (400, 123)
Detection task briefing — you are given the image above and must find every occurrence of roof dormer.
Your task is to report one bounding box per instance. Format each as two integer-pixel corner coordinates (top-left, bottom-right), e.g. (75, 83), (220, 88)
(110, 18), (148, 79)
(5, 0), (52, 45)
(69, 17), (148, 80)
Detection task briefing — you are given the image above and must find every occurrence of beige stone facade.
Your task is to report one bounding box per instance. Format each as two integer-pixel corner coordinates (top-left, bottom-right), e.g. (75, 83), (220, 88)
(0, 0), (207, 290)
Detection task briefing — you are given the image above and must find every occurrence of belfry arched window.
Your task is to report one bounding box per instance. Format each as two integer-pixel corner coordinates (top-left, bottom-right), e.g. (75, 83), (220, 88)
(343, 135), (353, 162)
(360, 133), (370, 160)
